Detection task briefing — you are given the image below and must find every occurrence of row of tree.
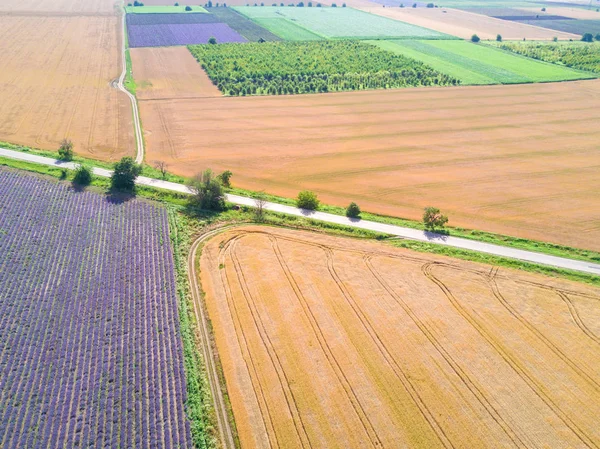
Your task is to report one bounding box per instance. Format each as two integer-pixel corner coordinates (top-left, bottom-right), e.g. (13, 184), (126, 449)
(498, 41), (600, 74)
(57, 140), (448, 230)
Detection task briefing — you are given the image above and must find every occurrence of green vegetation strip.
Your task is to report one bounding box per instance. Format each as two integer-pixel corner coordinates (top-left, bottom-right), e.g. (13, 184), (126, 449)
(494, 41), (600, 74)
(168, 209), (219, 449)
(1, 153), (599, 288)
(188, 40), (458, 96)
(371, 39), (594, 85)
(125, 5), (208, 13)
(233, 6), (451, 40)
(253, 17), (323, 40)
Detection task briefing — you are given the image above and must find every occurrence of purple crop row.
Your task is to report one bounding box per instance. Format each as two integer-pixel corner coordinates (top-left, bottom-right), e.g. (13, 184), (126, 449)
(128, 22), (247, 47)
(0, 168), (192, 449)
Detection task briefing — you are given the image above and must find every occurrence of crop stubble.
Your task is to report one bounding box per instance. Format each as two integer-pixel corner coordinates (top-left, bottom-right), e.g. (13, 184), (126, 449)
(140, 79), (600, 251)
(200, 226), (600, 449)
(0, 15), (134, 160)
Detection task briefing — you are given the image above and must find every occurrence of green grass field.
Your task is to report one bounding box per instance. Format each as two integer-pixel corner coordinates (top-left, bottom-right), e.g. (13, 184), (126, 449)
(233, 6), (451, 40)
(369, 40), (595, 85)
(125, 5), (207, 13)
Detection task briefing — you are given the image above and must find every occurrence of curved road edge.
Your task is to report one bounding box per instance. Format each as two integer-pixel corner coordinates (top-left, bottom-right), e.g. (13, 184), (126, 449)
(118, 9), (144, 164)
(188, 226), (238, 449)
(1, 146), (599, 277)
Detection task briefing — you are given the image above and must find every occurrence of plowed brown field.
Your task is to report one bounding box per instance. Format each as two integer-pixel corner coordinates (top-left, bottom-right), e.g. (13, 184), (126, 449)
(131, 47), (221, 101)
(141, 80), (600, 251)
(0, 15), (134, 160)
(200, 226), (600, 449)
(358, 7), (578, 40)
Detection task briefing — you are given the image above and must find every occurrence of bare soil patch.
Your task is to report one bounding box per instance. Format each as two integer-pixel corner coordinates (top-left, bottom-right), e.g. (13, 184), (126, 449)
(0, 15), (134, 160)
(131, 47), (221, 100)
(200, 226), (600, 449)
(358, 7), (579, 40)
(0, 0), (119, 15)
(140, 80), (600, 251)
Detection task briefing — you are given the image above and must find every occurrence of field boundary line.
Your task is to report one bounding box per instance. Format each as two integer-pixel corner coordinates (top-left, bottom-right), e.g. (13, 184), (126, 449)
(1, 146), (600, 276)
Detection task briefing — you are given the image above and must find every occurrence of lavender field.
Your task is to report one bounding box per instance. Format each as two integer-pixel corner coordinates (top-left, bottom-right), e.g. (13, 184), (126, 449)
(128, 18), (247, 47)
(0, 168), (193, 448)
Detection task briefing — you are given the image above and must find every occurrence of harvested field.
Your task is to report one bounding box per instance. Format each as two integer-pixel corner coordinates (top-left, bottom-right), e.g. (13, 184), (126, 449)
(131, 47), (221, 99)
(0, 15), (134, 160)
(0, 0), (119, 14)
(140, 79), (600, 251)
(200, 226), (600, 449)
(358, 7), (579, 40)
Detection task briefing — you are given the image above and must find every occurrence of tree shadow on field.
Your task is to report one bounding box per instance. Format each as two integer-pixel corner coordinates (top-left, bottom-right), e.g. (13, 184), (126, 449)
(105, 188), (136, 205)
(424, 229), (450, 242)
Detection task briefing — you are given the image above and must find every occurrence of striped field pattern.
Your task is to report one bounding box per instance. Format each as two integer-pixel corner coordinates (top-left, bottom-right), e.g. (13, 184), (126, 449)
(0, 167), (192, 448)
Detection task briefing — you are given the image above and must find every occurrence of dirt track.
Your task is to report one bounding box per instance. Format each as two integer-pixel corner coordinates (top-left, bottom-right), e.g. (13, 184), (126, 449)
(140, 79), (600, 251)
(200, 226), (600, 449)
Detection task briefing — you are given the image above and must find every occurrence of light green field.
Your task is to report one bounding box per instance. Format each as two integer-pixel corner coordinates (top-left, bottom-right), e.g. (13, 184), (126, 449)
(370, 40), (595, 85)
(125, 5), (207, 13)
(253, 17), (323, 40)
(233, 6), (451, 40)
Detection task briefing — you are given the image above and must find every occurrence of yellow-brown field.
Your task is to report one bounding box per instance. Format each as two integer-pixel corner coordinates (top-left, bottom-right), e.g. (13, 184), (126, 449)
(200, 226), (600, 449)
(140, 79), (600, 251)
(0, 0), (119, 14)
(0, 15), (134, 160)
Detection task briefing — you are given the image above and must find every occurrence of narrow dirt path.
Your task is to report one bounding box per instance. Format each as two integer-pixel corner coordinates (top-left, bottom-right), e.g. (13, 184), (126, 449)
(117, 8), (144, 164)
(188, 226), (238, 449)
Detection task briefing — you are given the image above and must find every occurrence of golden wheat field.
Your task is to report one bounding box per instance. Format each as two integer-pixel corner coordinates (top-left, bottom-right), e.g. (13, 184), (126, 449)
(200, 226), (600, 449)
(0, 15), (134, 160)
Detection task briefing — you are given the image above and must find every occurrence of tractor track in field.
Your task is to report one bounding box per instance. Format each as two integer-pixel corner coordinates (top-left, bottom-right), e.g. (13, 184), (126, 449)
(422, 262), (600, 449)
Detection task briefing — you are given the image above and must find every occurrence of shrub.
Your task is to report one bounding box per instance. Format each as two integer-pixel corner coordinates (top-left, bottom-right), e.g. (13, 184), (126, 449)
(185, 5), (192, 10)
(595, 33), (600, 41)
(207, 0), (213, 6)
(342, 2), (346, 5)
(412, 2), (417, 7)
(73, 165), (93, 186)
(426, 3), (434, 7)
(296, 190), (319, 210)
(553, 36), (558, 42)
(208, 36), (217, 44)
(541, 7), (546, 11)
(423, 206), (448, 231)
(174, 2), (179, 5)
(187, 169), (226, 211)
(471, 34), (480, 43)
(110, 157), (142, 192)
(346, 202), (361, 218)
(582, 33), (594, 42)
(331, 2), (336, 6)
(58, 138), (74, 161)
(218, 170), (233, 188)
(496, 34), (502, 42)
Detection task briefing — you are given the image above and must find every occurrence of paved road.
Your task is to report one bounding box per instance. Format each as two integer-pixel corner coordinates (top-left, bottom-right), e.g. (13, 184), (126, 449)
(2, 147), (600, 276)
(118, 11), (144, 164)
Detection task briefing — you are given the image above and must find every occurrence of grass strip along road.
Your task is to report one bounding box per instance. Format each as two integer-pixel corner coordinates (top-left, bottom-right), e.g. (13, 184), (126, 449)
(2, 146), (599, 276)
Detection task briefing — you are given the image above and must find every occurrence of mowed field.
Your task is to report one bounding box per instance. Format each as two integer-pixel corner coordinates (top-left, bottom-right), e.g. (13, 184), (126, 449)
(131, 47), (221, 100)
(0, 0), (119, 14)
(201, 226), (600, 449)
(140, 79), (600, 251)
(358, 7), (579, 40)
(0, 15), (134, 159)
